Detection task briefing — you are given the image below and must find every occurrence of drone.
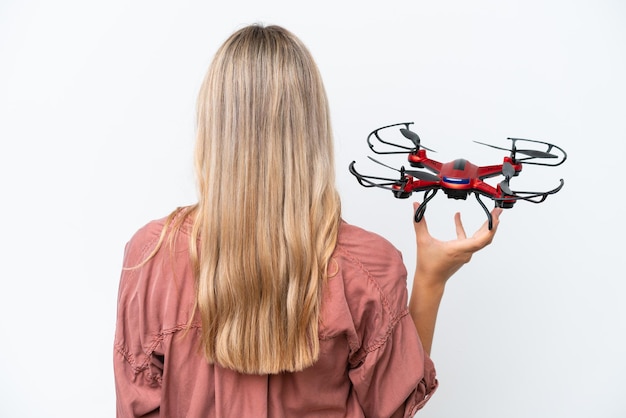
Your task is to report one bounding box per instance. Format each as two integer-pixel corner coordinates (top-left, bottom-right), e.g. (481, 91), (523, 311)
(349, 122), (567, 229)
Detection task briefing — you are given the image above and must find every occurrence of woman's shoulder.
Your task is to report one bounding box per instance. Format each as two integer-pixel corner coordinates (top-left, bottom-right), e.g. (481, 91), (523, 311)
(336, 220), (403, 262)
(333, 220), (408, 308)
(123, 207), (193, 267)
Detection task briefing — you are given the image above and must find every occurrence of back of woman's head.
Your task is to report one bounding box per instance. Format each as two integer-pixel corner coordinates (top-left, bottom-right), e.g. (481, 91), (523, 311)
(191, 24), (341, 374)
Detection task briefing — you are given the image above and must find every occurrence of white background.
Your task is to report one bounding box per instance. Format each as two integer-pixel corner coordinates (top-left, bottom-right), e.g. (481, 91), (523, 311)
(1, 1), (625, 417)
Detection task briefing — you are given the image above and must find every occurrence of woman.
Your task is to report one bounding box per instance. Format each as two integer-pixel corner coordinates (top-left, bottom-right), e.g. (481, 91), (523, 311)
(114, 24), (501, 417)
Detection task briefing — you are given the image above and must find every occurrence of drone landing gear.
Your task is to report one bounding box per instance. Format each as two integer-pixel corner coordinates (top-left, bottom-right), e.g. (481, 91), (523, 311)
(414, 189), (438, 223)
(416, 191), (504, 230)
(475, 193), (494, 230)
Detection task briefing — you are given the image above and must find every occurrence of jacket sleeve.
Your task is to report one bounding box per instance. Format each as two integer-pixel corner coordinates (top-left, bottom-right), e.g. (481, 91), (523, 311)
(113, 235), (163, 418)
(348, 312), (438, 418)
(341, 227), (438, 418)
(113, 337), (162, 418)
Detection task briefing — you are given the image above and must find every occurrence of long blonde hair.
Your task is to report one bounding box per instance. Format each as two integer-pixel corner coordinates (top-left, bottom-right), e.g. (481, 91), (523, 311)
(188, 24), (341, 374)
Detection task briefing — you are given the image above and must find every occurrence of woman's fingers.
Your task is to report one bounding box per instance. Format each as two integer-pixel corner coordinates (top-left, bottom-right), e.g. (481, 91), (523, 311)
(412, 202), (504, 250)
(454, 212), (467, 240)
(471, 207), (503, 248)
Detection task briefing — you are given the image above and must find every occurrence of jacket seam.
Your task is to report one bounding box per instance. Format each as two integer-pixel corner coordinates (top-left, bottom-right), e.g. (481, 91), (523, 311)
(335, 244), (408, 365)
(115, 323), (201, 377)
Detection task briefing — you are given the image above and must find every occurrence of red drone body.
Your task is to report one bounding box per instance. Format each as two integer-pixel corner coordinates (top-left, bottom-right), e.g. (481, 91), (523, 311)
(403, 149), (523, 204)
(349, 122), (566, 229)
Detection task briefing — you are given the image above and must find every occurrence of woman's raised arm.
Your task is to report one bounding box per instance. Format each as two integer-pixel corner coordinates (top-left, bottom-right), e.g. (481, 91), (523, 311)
(408, 202), (503, 355)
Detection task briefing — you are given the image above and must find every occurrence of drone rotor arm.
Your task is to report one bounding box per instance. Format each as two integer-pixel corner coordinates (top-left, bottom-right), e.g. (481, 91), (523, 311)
(412, 157), (442, 174)
(403, 181), (442, 195)
(477, 163), (513, 179)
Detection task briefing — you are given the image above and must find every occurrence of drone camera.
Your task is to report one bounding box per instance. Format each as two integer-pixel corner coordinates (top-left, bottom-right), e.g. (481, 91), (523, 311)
(443, 189), (470, 200)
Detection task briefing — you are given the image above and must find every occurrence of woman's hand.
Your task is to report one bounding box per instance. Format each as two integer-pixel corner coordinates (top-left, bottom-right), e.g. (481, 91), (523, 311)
(412, 202), (503, 288)
(409, 202), (503, 355)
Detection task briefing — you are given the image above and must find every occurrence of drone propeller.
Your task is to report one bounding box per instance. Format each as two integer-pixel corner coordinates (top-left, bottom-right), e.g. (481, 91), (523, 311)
(367, 156), (399, 172)
(473, 140), (510, 152)
(494, 178), (565, 206)
(499, 180), (513, 196)
(497, 157), (564, 202)
(501, 161), (516, 178)
(400, 128), (420, 147)
(474, 140), (559, 160)
(400, 128), (436, 152)
(405, 168), (441, 182)
(498, 161), (515, 196)
(368, 156), (441, 182)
